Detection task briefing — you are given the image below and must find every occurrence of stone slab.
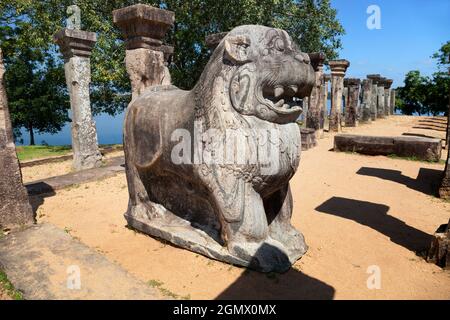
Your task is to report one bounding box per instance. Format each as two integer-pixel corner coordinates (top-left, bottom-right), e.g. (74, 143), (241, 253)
(0, 223), (162, 299)
(334, 134), (442, 161)
(26, 156), (124, 196)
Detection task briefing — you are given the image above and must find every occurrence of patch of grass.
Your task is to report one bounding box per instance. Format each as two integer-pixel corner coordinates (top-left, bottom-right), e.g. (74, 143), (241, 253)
(16, 145), (72, 161)
(0, 269), (23, 300)
(147, 279), (190, 300)
(386, 154), (442, 164)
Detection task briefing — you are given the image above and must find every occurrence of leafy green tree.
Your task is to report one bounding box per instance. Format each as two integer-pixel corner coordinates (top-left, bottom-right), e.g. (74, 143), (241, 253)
(397, 71), (427, 115)
(0, 0), (345, 143)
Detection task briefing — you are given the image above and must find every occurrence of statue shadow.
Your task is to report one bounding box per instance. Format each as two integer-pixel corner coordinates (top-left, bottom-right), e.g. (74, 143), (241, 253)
(26, 182), (56, 217)
(215, 243), (335, 300)
(356, 167), (442, 197)
(315, 197), (432, 254)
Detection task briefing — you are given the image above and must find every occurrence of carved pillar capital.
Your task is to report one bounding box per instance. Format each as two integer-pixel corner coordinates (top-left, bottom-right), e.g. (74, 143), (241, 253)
(53, 28), (97, 59)
(329, 59), (350, 77)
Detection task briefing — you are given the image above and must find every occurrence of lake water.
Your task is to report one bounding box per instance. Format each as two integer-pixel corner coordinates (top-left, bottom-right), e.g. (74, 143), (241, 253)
(18, 112), (126, 146)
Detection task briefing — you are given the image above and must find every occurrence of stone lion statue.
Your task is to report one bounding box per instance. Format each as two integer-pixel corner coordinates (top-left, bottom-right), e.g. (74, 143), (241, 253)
(124, 25), (314, 272)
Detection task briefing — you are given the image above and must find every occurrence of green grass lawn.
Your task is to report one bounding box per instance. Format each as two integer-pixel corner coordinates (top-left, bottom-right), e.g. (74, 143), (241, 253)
(15, 144), (123, 161)
(16, 145), (72, 161)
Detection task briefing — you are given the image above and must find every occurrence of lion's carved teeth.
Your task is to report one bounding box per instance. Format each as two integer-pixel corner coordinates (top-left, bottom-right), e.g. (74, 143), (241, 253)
(274, 87), (284, 98)
(274, 99), (285, 109)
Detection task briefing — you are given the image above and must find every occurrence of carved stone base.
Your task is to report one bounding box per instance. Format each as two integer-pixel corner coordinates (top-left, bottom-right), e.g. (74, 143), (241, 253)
(125, 204), (307, 273)
(300, 128), (318, 150)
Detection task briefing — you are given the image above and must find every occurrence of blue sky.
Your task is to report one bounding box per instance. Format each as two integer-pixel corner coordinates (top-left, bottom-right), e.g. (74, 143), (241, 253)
(330, 0), (450, 88)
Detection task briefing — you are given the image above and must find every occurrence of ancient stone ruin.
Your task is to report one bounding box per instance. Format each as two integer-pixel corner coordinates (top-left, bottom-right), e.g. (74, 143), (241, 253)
(0, 49), (34, 229)
(113, 4), (175, 101)
(328, 59), (350, 132)
(54, 5), (102, 171)
(123, 25), (314, 272)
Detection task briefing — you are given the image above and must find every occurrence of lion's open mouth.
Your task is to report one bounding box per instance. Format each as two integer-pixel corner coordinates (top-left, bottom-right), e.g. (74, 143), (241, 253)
(262, 84), (303, 114)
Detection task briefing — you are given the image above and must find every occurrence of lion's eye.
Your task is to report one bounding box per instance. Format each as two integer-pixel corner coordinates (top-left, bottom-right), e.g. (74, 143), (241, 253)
(275, 39), (285, 52)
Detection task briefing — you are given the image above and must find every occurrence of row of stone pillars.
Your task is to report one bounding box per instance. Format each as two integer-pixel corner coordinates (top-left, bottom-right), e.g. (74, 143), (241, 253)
(306, 62), (396, 135)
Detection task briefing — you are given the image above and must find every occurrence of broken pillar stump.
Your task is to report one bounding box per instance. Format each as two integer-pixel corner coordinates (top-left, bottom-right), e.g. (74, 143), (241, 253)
(334, 134), (442, 162)
(427, 220), (450, 269)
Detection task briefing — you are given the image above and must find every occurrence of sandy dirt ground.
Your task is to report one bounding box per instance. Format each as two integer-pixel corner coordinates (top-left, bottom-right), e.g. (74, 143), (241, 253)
(21, 150), (124, 183)
(30, 115), (450, 300)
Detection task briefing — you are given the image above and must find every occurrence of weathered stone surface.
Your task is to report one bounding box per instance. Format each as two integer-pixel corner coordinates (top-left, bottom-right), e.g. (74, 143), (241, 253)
(383, 79), (393, 117)
(427, 219), (450, 269)
(367, 74), (381, 121)
(0, 49), (34, 229)
(0, 223), (163, 299)
(390, 89), (396, 115)
(300, 128), (317, 150)
(113, 4), (174, 100)
(360, 79), (373, 123)
(54, 28), (102, 171)
(306, 52), (326, 137)
(205, 32), (228, 49)
(376, 78), (386, 118)
(123, 25), (314, 272)
(334, 134), (442, 161)
(321, 74), (330, 133)
(328, 60), (350, 132)
(344, 78), (360, 127)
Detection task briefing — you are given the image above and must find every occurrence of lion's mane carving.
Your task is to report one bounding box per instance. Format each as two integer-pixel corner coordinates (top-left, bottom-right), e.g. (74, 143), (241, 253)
(124, 25), (315, 272)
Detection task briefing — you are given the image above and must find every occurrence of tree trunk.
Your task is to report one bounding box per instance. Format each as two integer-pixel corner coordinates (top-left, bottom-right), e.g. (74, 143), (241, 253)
(28, 124), (35, 146)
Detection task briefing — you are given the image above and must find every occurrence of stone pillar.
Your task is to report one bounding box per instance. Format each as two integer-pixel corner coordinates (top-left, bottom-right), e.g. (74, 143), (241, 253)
(306, 52), (326, 137)
(376, 78), (387, 118)
(113, 4), (175, 101)
(321, 74), (330, 134)
(344, 78), (361, 127)
(342, 86), (349, 127)
(360, 79), (373, 123)
(383, 79), (393, 117)
(328, 60), (350, 132)
(367, 74), (381, 120)
(0, 49), (34, 229)
(54, 28), (102, 171)
(390, 89), (396, 115)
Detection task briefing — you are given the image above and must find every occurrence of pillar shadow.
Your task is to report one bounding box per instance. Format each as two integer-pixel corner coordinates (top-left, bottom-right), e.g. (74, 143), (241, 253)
(215, 244), (335, 300)
(315, 197), (432, 253)
(356, 167), (442, 196)
(26, 182), (56, 217)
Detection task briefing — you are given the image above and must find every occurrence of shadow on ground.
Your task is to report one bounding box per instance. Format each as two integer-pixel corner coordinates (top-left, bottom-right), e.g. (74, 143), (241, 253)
(215, 244), (335, 300)
(412, 126), (446, 132)
(356, 167), (442, 196)
(26, 182), (56, 217)
(315, 197), (432, 254)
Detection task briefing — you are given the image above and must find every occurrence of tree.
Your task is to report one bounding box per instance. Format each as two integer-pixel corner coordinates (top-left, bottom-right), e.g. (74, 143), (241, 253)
(0, 0), (345, 142)
(396, 71), (427, 115)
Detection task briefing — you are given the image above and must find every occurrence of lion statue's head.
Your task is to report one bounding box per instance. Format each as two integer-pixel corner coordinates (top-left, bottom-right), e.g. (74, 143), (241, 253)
(200, 25), (315, 124)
